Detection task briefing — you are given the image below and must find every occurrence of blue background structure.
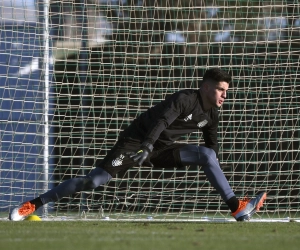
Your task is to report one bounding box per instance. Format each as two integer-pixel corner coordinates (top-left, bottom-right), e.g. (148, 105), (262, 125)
(0, 23), (50, 210)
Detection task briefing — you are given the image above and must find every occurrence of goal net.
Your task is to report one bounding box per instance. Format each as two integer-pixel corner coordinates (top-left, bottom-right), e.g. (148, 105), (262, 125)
(0, 0), (299, 221)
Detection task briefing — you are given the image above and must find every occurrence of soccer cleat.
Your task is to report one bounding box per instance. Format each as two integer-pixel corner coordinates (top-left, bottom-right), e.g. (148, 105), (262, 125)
(232, 192), (267, 221)
(9, 201), (36, 221)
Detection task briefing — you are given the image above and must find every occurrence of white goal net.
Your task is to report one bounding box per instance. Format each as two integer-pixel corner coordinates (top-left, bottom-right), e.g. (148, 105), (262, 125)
(0, 0), (299, 221)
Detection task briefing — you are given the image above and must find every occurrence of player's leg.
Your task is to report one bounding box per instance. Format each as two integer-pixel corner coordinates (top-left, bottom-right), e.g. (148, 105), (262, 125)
(8, 167), (112, 221)
(40, 167), (112, 205)
(151, 144), (266, 221)
(8, 137), (141, 221)
(178, 145), (266, 221)
(151, 144), (235, 202)
(178, 145), (235, 202)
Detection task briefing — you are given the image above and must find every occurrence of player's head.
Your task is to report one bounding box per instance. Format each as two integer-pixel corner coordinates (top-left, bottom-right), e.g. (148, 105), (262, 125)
(200, 68), (232, 109)
(202, 68), (232, 85)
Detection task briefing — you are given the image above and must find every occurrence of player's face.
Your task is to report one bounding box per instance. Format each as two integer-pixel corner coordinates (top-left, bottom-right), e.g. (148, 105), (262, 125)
(204, 81), (229, 108)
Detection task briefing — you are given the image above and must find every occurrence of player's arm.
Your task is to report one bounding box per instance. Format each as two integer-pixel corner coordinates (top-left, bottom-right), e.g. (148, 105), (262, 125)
(202, 113), (219, 158)
(128, 108), (180, 167)
(129, 92), (189, 166)
(144, 92), (190, 145)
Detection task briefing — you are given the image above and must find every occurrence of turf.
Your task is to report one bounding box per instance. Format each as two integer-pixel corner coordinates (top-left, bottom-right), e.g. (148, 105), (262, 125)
(0, 221), (299, 250)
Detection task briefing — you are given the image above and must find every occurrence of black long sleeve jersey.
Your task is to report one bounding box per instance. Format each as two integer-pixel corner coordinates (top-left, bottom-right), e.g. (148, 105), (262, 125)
(124, 89), (219, 155)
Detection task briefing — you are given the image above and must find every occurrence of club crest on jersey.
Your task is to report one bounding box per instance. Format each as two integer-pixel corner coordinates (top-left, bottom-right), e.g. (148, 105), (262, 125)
(197, 120), (208, 128)
(112, 154), (125, 167)
(184, 114), (193, 121)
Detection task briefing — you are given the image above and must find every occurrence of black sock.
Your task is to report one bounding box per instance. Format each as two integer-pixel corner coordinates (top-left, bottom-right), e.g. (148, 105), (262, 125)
(226, 196), (239, 213)
(30, 197), (44, 210)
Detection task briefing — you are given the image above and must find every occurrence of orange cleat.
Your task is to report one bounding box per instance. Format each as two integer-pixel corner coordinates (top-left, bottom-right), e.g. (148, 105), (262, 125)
(9, 201), (36, 221)
(232, 192), (267, 221)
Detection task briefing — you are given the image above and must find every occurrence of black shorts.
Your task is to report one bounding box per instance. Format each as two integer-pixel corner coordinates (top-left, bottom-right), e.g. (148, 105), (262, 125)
(97, 137), (186, 177)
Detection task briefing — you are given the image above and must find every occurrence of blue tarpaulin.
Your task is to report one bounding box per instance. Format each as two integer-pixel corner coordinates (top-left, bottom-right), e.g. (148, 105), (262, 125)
(0, 24), (47, 209)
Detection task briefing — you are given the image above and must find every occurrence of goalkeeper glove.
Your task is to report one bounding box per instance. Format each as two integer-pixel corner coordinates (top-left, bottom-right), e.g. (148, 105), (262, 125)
(127, 142), (154, 167)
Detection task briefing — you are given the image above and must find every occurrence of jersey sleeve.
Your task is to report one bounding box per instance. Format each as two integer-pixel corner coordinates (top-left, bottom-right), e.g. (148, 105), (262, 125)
(143, 92), (191, 145)
(202, 111), (219, 158)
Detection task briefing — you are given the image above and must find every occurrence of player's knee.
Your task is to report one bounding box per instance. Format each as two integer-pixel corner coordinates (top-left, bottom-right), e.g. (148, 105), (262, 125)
(179, 145), (217, 167)
(198, 146), (216, 166)
(81, 177), (102, 190)
(82, 169), (112, 190)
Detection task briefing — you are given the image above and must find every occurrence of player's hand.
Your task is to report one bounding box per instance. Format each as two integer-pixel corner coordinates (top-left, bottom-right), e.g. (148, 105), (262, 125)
(127, 142), (154, 167)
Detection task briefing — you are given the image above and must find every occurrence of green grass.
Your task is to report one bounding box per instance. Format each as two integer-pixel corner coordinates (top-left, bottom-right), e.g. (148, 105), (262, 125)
(0, 221), (299, 250)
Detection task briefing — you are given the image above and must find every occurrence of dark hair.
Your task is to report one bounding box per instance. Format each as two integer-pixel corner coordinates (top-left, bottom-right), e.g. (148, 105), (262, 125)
(202, 68), (232, 84)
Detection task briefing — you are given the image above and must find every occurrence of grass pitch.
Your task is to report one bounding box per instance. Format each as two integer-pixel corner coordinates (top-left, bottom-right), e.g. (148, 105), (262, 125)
(0, 221), (299, 250)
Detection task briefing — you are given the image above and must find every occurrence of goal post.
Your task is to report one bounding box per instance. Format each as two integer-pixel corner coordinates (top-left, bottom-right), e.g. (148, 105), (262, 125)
(0, 0), (299, 221)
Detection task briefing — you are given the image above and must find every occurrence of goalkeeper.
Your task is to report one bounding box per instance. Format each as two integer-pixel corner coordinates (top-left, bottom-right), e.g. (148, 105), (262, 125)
(9, 68), (266, 221)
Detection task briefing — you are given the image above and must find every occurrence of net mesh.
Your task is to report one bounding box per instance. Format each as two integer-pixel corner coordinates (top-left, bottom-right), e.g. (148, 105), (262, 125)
(0, 0), (299, 220)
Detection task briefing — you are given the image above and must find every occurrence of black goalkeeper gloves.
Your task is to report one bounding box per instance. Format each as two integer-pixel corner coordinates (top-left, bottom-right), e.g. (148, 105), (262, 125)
(127, 142), (154, 167)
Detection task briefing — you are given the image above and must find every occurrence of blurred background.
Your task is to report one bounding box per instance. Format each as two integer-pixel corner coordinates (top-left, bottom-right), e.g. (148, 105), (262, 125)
(0, 0), (299, 218)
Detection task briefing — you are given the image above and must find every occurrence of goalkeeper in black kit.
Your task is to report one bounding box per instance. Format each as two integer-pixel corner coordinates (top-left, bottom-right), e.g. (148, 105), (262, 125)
(9, 68), (266, 221)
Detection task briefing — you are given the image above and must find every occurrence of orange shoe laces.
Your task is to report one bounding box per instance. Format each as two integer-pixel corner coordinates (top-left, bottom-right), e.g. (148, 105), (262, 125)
(232, 193), (266, 216)
(18, 202), (36, 216)
(232, 197), (251, 216)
